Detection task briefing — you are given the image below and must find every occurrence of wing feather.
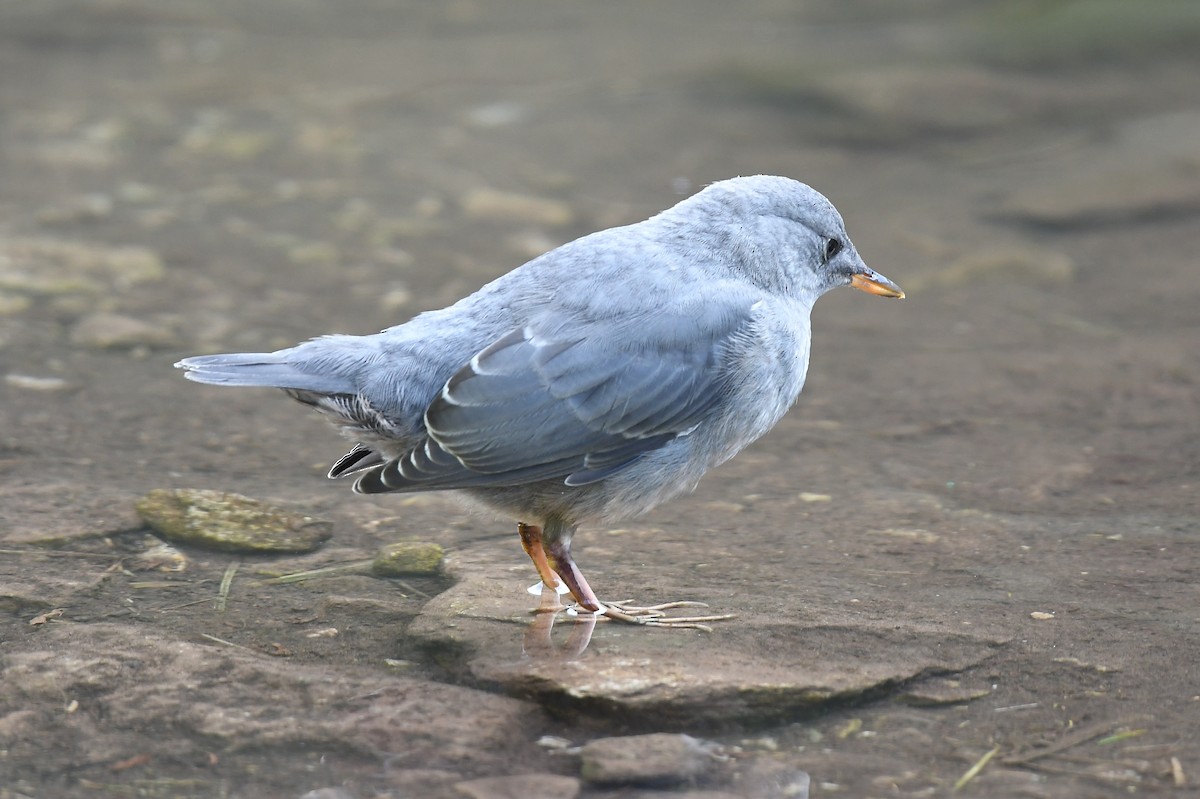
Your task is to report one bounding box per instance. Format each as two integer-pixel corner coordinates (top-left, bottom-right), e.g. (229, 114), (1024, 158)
(354, 303), (754, 494)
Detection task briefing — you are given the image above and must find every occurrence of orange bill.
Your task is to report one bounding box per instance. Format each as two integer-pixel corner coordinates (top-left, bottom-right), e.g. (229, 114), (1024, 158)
(850, 269), (905, 299)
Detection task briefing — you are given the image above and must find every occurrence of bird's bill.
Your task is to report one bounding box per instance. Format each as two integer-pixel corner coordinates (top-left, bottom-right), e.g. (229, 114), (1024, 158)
(850, 269), (905, 299)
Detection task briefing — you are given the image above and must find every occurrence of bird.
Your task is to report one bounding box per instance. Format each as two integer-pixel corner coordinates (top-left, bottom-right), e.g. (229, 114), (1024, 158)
(176, 175), (903, 625)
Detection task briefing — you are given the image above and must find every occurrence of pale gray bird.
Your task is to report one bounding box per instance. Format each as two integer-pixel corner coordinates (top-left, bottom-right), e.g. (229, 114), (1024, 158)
(176, 175), (903, 623)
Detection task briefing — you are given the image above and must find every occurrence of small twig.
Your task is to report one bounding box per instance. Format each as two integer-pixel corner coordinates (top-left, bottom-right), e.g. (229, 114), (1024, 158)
(216, 563), (238, 612)
(157, 596), (218, 612)
(198, 633), (254, 652)
(1002, 720), (1138, 766)
(1171, 756), (1186, 788)
(0, 548), (123, 560)
(261, 560), (373, 584)
(953, 745), (1000, 792)
(1097, 729), (1146, 746)
(392, 579), (431, 598)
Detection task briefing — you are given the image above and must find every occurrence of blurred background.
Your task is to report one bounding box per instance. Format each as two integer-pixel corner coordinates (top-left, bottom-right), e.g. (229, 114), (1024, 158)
(1, 1), (1198, 797)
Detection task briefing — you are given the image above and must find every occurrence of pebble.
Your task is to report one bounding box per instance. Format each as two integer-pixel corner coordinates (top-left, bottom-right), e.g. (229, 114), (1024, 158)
(371, 541), (445, 576)
(135, 488), (333, 554)
(579, 733), (717, 787)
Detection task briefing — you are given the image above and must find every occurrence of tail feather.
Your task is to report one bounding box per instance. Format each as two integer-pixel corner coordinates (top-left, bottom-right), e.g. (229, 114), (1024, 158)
(175, 352), (356, 394)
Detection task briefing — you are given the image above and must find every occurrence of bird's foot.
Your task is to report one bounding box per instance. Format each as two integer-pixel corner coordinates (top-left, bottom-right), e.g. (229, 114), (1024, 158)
(575, 599), (735, 631)
(528, 583), (733, 630)
(520, 523), (734, 630)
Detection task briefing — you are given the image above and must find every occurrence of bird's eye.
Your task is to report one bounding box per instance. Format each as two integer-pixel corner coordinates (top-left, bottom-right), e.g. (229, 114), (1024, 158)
(823, 238), (843, 263)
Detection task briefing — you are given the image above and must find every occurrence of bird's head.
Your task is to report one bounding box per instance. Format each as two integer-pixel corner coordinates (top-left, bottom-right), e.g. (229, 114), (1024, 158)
(678, 175), (904, 304)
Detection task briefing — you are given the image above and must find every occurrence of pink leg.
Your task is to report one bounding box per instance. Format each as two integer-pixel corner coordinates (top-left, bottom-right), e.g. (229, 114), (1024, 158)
(543, 538), (603, 612)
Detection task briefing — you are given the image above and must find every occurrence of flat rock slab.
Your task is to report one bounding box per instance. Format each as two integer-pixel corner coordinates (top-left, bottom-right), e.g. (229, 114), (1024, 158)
(1, 623), (543, 779)
(0, 482), (143, 546)
(408, 542), (1007, 727)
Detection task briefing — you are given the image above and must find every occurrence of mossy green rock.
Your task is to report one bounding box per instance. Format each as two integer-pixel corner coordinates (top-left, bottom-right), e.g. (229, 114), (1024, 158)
(136, 489), (332, 553)
(371, 541), (444, 576)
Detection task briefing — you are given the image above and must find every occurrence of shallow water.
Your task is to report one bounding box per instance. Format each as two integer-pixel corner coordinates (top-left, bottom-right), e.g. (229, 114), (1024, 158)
(2, 2), (1198, 797)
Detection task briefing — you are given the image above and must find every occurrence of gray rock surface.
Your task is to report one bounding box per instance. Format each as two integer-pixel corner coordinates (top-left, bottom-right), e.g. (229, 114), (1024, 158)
(1, 623), (543, 777)
(580, 733), (716, 787)
(0, 482), (143, 546)
(407, 528), (1006, 727)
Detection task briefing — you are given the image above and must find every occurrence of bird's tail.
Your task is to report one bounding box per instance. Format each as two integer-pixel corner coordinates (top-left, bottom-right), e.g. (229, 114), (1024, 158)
(174, 337), (362, 395)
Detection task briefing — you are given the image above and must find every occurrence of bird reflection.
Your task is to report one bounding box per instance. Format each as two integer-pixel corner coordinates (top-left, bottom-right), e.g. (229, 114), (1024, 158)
(522, 589), (598, 660)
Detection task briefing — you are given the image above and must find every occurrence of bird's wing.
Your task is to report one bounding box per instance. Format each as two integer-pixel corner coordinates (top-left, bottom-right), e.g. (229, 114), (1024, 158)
(353, 306), (753, 494)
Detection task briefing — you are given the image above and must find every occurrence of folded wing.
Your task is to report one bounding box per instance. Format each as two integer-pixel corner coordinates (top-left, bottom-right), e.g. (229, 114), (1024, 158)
(353, 311), (749, 494)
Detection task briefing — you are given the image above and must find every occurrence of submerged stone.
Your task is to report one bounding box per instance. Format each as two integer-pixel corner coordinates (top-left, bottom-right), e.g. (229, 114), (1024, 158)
(580, 733), (717, 787)
(135, 488), (332, 553)
(371, 541), (444, 576)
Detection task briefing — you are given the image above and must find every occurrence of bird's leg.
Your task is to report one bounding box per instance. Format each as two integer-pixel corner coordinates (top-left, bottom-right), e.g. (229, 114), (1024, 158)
(542, 537), (603, 612)
(520, 520), (734, 629)
(518, 522), (568, 605)
(541, 534), (736, 630)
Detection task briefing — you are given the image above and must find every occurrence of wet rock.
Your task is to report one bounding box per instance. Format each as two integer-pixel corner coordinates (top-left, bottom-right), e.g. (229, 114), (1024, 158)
(995, 111), (1200, 228)
(407, 538), (1007, 727)
(69, 311), (178, 350)
(0, 489), (126, 613)
(1, 624), (542, 778)
(455, 773), (581, 799)
(135, 488), (333, 553)
(580, 733), (717, 787)
(461, 187), (574, 227)
(897, 677), (992, 706)
(0, 482), (143, 546)
(372, 541), (445, 576)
